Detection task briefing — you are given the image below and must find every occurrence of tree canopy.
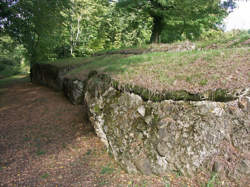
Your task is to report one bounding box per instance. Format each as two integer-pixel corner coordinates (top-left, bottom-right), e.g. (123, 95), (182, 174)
(0, 0), (71, 63)
(0, 0), (237, 65)
(117, 0), (228, 43)
(1, 0), (151, 62)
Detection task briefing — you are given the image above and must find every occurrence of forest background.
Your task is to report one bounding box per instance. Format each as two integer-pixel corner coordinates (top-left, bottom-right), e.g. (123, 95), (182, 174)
(0, 0), (245, 77)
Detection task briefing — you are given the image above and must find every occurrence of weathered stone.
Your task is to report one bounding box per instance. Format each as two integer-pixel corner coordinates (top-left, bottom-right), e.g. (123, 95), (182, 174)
(134, 158), (153, 175)
(144, 116), (152, 125)
(31, 63), (250, 180)
(63, 78), (85, 105)
(235, 159), (250, 176)
(238, 96), (250, 113)
(31, 63), (76, 91)
(212, 161), (226, 175)
(31, 62), (87, 104)
(137, 105), (146, 117)
(85, 75), (250, 179)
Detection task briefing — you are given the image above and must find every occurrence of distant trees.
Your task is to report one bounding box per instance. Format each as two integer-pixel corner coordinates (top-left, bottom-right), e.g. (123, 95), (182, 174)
(117, 0), (228, 43)
(1, 0), (151, 61)
(61, 0), (151, 57)
(0, 0), (236, 64)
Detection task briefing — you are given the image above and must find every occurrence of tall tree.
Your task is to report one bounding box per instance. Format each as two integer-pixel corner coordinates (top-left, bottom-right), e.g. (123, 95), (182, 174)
(117, 0), (228, 43)
(61, 0), (151, 57)
(61, 0), (110, 56)
(0, 0), (70, 64)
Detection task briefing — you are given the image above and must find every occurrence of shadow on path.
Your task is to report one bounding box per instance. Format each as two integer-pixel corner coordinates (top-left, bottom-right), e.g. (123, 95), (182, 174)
(0, 81), (114, 186)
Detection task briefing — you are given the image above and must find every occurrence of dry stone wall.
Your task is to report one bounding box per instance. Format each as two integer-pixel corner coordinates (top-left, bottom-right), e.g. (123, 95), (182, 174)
(84, 75), (250, 179)
(31, 63), (250, 180)
(31, 63), (85, 104)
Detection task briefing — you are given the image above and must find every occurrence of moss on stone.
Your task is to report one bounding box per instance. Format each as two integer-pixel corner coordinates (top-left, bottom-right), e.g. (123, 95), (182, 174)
(208, 88), (235, 102)
(86, 73), (236, 102)
(93, 104), (101, 113)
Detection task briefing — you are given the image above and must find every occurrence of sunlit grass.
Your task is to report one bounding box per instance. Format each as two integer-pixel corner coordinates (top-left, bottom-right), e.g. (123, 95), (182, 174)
(37, 31), (250, 93)
(195, 30), (250, 49)
(61, 46), (250, 93)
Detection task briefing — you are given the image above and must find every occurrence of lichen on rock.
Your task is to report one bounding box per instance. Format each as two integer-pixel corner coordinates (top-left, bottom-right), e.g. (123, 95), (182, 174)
(85, 74), (250, 179)
(31, 63), (250, 180)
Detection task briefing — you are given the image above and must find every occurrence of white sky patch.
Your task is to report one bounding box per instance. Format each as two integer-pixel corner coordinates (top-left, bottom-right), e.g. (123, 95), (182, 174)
(223, 1), (250, 31)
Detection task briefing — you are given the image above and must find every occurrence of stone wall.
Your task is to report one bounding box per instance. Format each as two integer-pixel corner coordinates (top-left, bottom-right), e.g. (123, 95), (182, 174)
(31, 63), (250, 180)
(31, 63), (70, 91)
(85, 74), (250, 180)
(31, 63), (86, 104)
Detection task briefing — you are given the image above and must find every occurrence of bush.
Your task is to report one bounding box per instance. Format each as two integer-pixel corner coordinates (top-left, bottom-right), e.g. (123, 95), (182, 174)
(0, 58), (16, 66)
(0, 58), (22, 78)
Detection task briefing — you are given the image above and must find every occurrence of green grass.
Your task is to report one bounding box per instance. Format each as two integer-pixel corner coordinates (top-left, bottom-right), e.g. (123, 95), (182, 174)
(85, 149), (92, 156)
(36, 150), (46, 156)
(97, 177), (110, 186)
(40, 55), (105, 68)
(95, 43), (149, 54)
(195, 30), (250, 49)
(100, 164), (115, 175)
(23, 136), (31, 142)
(163, 176), (171, 187)
(0, 74), (29, 88)
(204, 173), (219, 187)
(38, 31), (250, 93)
(60, 46), (250, 93)
(72, 47), (238, 73)
(41, 173), (49, 179)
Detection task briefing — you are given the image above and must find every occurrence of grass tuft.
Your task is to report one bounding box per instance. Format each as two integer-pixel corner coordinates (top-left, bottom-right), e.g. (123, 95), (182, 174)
(100, 164), (115, 175)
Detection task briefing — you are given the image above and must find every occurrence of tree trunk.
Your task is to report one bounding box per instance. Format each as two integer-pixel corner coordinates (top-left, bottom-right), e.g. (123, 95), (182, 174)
(150, 16), (164, 43)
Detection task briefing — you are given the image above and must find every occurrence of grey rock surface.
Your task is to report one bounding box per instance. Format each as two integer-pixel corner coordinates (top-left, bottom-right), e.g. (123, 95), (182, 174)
(85, 75), (250, 179)
(31, 63), (86, 104)
(63, 78), (85, 105)
(31, 63), (75, 91)
(31, 63), (250, 180)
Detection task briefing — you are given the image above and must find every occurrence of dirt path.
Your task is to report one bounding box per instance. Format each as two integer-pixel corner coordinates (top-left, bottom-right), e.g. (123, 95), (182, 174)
(0, 81), (105, 186)
(0, 81), (172, 187)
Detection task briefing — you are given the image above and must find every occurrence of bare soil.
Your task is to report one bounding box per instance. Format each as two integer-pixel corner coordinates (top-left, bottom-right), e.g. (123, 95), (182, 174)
(0, 80), (242, 186)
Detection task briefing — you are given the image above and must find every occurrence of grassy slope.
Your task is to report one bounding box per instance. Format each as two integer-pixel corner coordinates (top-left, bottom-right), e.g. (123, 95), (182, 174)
(48, 31), (250, 93)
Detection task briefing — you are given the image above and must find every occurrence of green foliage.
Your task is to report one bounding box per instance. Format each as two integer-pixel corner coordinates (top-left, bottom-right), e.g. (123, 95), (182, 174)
(41, 173), (49, 179)
(118, 0), (228, 43)
(61, 0), (151, 57)
(100, 164), (115, 175)
(0, 57), (29, 78)
(0, 34), (29, 77)
(1, 0), (152, 60)
(163, 176), (171, 187)
(0, 75), (29, 88)
(1, 0), (71, 63)
(204, 173), (219, 187)
(0, 35), (27, 63)
(0, 0), (238, 65)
